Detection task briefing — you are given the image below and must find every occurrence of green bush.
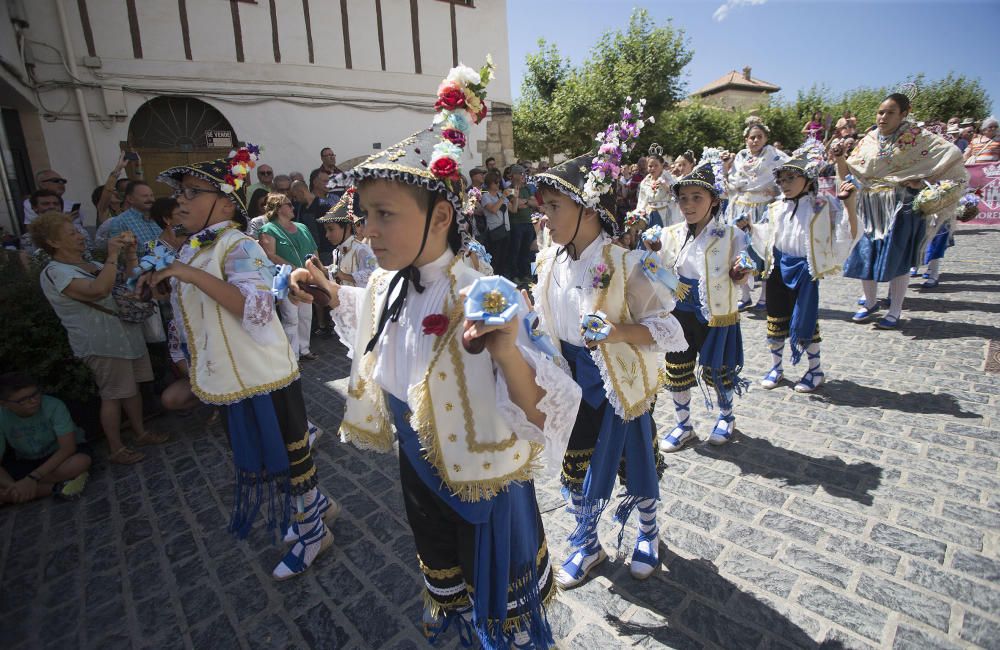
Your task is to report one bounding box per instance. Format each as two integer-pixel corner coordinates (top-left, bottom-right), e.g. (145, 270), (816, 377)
(0, 252), (96, 402)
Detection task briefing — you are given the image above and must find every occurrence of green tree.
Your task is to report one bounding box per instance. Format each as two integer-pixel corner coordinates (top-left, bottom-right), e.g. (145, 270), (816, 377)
(907, 73), (992, 123)
(513, 9), (693, 160)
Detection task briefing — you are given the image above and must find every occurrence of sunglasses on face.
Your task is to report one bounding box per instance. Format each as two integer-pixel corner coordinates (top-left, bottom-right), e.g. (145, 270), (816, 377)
(42, 178), (68, 184)
(173, 187), (222, 200)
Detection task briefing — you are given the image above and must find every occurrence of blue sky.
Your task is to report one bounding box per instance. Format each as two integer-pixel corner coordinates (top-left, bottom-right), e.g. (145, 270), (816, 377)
(505, 0), (1000, 117)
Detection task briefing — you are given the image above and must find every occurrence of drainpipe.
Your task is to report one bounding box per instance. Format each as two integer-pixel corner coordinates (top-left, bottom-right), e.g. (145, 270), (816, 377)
(54, 0), (102, 188)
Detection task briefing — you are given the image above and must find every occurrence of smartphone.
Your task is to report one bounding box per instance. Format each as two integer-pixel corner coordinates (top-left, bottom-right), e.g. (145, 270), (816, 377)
(70, 202), (81, 212)
(124, 152), (139, 161)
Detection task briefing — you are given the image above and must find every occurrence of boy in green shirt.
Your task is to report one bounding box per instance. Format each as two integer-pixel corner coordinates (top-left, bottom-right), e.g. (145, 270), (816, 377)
(0, 372), (91, 503)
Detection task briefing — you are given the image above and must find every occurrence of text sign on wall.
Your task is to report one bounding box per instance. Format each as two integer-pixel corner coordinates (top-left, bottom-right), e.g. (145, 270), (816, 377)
(967, 163), (1000, 224)
(205, 130), (233, 148)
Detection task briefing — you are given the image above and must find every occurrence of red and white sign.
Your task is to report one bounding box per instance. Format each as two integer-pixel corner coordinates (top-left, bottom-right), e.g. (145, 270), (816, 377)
(966, 162), (1000, 224)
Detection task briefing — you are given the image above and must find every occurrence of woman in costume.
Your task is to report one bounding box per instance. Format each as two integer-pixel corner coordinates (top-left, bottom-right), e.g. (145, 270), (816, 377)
(652, 164), (752, 453)
(291, 58), (579, 650)
(532, 100), (688, 588)
(136, 145), (335, 581)
(722, 117), (790, 311)
(964, 116), (999, 164)
(839, 93), (968, 329)
(751, 141), (860, 393)
(634, 143), (677, 229)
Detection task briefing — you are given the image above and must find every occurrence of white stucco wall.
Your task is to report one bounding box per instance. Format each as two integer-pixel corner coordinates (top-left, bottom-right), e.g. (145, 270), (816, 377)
(9, 0), (510, 225)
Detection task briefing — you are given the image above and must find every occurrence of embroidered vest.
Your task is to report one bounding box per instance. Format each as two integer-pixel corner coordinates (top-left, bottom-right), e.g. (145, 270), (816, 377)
(756, 197), (843, 281)
(177, 228), (299, 404)
(339, 259), (540, 502)
(659, 222), (741, 327)
(533, 243), (661, 421)
(334, 237), (373, 287)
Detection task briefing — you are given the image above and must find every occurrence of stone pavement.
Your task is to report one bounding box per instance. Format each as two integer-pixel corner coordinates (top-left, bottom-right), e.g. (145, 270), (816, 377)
(1, 224), (998, 650)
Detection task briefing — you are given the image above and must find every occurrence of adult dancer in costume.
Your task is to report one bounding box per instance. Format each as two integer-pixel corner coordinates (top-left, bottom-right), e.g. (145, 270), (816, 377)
(532, 100), (687, 588)
(839, 93), (968, 329)
(652, 164), (752, 453)
(722, 117), (790, 311)
(137, 146), (335, 581)
(291, 58), (579, 650)
(751, 141), (860, 393)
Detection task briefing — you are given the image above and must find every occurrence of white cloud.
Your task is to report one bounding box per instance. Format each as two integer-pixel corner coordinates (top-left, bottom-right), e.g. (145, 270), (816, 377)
(713, 0), (768, 22)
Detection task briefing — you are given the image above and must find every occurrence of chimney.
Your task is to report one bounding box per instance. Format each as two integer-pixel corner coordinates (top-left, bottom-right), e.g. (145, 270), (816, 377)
(743, 66), (752, 81)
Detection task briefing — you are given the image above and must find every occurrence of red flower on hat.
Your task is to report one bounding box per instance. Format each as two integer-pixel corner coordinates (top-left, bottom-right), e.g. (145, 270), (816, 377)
(435, 86), (467, 112)
(430, 157), (459, 180)
(441, 129), (467, 148)
(476, 103), (488, 122)
(422, 313), (450, 336)
(224, 173), (237, 186)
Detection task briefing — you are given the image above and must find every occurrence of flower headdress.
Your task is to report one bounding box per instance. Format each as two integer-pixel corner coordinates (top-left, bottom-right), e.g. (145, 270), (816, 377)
(773, 137), (826, 182)
(697, 148), (726, 196)
(156, 142), (262, 222)
(581, 97), (652, 208)
(430, 56), (494, 183)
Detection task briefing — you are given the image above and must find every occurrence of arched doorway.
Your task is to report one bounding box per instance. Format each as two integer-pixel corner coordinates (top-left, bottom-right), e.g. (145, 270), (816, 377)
(127, 96), (237, 196)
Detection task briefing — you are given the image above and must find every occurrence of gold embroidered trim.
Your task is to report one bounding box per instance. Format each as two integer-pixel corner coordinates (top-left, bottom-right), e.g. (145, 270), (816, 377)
(290, 465), (316, 485)
(361, 161), (435, 181)
(286, 430), (310, 451)
(535, 173), (613, 220)
(708, 312), (740, 327)
(215, 303), (247, 392)
(563, 447), (594, 458)
(664, 359), (696, 369)
(338, 420), (394, 453)
(418, 555), (464, 580)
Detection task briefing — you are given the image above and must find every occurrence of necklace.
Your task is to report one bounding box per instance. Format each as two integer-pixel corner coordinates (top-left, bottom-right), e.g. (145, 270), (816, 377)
(876, 130), (899, 159)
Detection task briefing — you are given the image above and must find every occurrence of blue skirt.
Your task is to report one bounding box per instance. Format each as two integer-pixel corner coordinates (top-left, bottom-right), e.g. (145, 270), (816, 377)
(844, 192), (926, 282)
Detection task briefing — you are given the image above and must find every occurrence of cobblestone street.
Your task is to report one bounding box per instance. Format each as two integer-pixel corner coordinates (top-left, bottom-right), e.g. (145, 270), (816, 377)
(2, 224), (998, 650)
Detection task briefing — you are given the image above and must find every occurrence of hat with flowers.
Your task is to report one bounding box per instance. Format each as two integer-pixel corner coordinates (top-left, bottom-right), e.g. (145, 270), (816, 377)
(157, 143), (261, 222)
(331, 56), (495, 250)
(532, 98), (651, 237)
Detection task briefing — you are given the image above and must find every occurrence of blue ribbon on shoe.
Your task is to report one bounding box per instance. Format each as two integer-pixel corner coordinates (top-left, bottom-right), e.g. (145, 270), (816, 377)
(523, 311), (559, 358)
(464, 275), (520, 326)
(638, 250), (679, 293)
(271, 264), (292, 300)
(126, 243), (176, 291)
(580, 311), (611, 342)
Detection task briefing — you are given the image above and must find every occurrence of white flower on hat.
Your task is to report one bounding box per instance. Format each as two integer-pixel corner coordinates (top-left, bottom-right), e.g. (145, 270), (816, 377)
(447, 64), (481, 87)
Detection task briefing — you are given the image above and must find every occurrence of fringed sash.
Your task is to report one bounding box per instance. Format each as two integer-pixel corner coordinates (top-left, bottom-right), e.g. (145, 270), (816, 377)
(774, 251), (820, 365)
(675, 276), (749, 400)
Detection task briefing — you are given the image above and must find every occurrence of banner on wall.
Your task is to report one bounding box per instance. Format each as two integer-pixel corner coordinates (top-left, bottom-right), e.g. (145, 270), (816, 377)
(966, 162), (1000, 224)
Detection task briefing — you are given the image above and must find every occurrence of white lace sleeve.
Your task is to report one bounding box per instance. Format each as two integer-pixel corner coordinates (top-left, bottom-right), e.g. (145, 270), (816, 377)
(625, 251), (687, 353)
(493, 301), (581, 478)
(224, 239), (279, 345)
(349, 242), (378, 288)
(331, 285), (366, 359)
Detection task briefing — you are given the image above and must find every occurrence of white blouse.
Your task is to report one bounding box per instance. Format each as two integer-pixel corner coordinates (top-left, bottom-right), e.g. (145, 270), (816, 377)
(331, 250), (582, 463)
(725, 145), (790, 198)
(636, 171), (676, 213)
(770, 195), (854, 261)
(333, 235), (377, 287)
(675, 223), (748, 280)
(541, 233), (686, 353)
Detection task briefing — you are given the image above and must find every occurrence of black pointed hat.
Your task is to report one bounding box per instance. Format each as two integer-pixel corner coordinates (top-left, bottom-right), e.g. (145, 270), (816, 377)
(773, 138), (825, 181)
(157, 143), (260, 223)
(330, 58), (496, 251)
(317, 187), (357, 225)
(672, 162), (720, 198)
(533, 153), (618, 230)
(532, 98), (653, 238)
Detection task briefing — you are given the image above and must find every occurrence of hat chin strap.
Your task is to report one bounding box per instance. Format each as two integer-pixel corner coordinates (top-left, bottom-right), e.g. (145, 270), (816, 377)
(558, 205), (585, 262)
(364, 200), (436, 355)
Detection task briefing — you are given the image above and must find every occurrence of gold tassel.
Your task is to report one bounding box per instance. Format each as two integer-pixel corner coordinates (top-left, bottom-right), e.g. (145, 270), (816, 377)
(708, 311), (740, 327)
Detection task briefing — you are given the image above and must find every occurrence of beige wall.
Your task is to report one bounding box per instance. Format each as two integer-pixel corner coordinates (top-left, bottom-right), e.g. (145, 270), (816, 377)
(700, 89), (775, 111)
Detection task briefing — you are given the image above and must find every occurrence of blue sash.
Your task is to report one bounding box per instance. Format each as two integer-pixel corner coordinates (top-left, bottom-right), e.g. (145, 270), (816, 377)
(774, 250), (820, 365)
(386, 393), (552, 650)
(676, 276), (748, 394)
(561, 341), (658, 548)
(923, 223), (951, 264)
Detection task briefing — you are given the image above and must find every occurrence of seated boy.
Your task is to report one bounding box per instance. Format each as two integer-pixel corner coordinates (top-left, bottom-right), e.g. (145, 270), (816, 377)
(0, 372), (91, 503)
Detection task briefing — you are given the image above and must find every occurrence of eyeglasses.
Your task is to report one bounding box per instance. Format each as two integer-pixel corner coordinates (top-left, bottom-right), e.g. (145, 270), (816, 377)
(4, 389), (40, 406)
(173, 187), (222, 200)
(42, 178), (68, 184)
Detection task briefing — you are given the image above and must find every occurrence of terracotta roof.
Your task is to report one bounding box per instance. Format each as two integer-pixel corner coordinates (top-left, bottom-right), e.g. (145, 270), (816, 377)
(693, 70), (780, 97)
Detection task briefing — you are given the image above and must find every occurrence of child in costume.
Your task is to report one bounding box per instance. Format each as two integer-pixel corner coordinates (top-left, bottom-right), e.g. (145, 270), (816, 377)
(653, 163), (753, 453)
(291, 59), (579, 649)
(721, 117), (790, 311)
(140, 146), (335, 581)
(634, 143), (677, 229)
(750, 141), (860, 393)
(317, 187), (377, 288)
(839, 93), (967, 329)
(531, 100), (688, 588)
